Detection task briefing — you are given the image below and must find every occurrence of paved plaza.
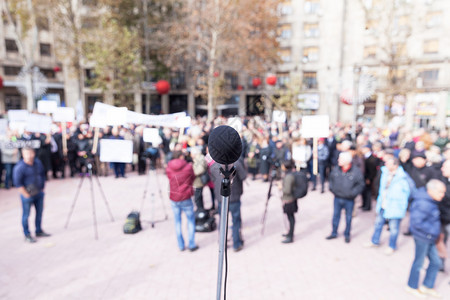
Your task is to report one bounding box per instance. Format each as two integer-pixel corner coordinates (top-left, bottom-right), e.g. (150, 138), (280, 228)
(1, 169), (449, 299)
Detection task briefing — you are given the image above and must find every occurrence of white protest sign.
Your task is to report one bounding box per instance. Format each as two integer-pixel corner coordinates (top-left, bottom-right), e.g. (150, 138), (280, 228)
(106, 107), (127, 126)
(273, 110), (286, 123)
(37, 100), (57, 114)
(8, 121), (27, 134)
(8, 110), (29, 122)
(175, 116), (191, 128)
(143, 128), (163, 146)
(0, 119), (7, 136)
(89, 115), (107, 128)
(301, 115), (329, 138)
(99, 139), (133, 163)
(26, 114), (52, 134)
(53, 107), (75, 122)
(227, 117), (243, 133)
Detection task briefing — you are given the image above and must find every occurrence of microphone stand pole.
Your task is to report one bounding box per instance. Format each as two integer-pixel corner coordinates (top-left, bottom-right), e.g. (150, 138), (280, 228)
(216, 164), (236, 300)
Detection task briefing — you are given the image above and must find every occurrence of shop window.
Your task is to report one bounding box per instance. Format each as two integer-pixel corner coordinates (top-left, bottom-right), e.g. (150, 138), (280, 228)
(40, 43), (51, 56)
(424, 40), (439, 54)
(303, 46), (319, 62)
(5, 39), (18, 52)
(304, 23), (319, 38)
(4, 66), (21, 76)
(303, 71), (317, 89)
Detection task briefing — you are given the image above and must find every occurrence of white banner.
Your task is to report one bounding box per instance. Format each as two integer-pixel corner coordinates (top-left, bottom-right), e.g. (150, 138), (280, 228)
(53, 107), (75, 122)
(8, 110), (29, 122)
(26, 114), (52, 134)
(106, 107), (127, 126)
(0, 119), (7, 136)
(37, 100), (57, 114)
(301, 115), (329, 138)
(99, 139), (133, 163)
(90, 102), (128, 127)
(143, 128), (163, 146)
(272, 110), (286, 123)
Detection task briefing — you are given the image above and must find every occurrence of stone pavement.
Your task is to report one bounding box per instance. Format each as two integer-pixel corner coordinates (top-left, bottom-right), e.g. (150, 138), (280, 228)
(0, 169), (449, 300)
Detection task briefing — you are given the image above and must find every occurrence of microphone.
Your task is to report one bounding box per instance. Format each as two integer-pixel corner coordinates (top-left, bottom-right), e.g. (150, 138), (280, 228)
(208, 125), (242, 165)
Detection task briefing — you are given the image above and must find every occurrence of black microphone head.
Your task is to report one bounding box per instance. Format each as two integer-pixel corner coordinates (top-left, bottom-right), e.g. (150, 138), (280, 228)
(208, 125), (242, 165)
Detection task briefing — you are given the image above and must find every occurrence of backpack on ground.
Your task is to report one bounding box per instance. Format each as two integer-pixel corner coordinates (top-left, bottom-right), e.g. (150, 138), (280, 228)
(123, 211), (142, 234)
(195, 209), (217, 232)
(292, 171), (308, 199)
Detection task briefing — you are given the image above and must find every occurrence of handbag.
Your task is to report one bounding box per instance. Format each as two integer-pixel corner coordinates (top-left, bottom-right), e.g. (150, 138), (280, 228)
(200, 172), (210, 185)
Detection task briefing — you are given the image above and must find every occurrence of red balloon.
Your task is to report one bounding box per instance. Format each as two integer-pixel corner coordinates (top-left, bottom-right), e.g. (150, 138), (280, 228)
(213, 71), (220, 78)
(266, 76), (277, 86)
(252, 77), (261, 87)
(340, 89), (353, 105)
(0, 76), (3, 89)
(237, 85), (243, 90)
(156, 80), (170, 95)
(53, 66), (61, 72)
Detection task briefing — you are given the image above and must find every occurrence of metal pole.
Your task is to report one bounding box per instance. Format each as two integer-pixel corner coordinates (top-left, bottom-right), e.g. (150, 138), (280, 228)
(352, 66), (360, 141)
(216, 194), (230, 300)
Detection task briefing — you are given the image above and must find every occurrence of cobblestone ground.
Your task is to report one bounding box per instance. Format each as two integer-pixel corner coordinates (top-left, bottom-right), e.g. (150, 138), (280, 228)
(0, 169), (449, 300)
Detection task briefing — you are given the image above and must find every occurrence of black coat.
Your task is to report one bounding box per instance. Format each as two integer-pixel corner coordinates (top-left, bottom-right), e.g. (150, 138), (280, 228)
(440, 175), (450, 225)
(364, 154), (379, 183)
(406, 165), (440, 189)
(210, 157), (247, 203)
(329, 165), (365, 200)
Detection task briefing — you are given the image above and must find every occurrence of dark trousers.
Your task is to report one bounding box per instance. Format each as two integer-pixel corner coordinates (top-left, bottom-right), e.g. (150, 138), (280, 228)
(286, 212), (295, 239)
(219, 200), (243, 250)
(311, 163), (326, 190)
(112, 163), (125, 177)
(194, 187), (204, 210)
(138, 154), (146, 174)
(331, 197), (355, 238)
(20, 192), (44, 237)
(362, 184), (372, 210)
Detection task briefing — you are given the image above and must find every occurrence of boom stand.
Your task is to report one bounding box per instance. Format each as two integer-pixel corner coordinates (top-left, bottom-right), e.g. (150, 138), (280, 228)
(140, 159), (168, 227)
(260, 166), (278, 235)
(216, 165), (236, 300)
(64, 162), (115, 240)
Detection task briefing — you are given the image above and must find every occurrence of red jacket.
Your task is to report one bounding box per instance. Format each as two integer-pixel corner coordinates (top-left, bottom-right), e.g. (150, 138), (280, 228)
(166, 158), (195, 202)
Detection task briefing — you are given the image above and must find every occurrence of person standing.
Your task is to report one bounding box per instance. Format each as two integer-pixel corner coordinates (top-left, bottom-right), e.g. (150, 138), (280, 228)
(437, 160), (450, 272)
(210, 156), (247, 252)
(13, 147), (50, 243)
(191, 147), (207, 211)
(109, 127), (126, 178)
(364, 157), (412, 255)
(326, 152), (365, 243)
(361, 145), (379, 211)
(406, 180), (445, 298)
(1, 130), (20, 189)
(166, 150), (198, 252)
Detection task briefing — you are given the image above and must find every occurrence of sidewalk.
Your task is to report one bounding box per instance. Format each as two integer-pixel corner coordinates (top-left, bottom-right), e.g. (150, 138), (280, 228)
(0, 170), (449, 299)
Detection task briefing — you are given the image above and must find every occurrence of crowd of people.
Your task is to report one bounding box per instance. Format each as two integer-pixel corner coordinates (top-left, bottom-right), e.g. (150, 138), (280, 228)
(1, 114), (450, 297)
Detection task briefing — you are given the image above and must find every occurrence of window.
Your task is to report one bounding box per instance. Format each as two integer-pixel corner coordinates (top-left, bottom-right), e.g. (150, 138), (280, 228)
(279, 48), (292, 63)
(278, 24), (292, 39)
(304, 23), (319, 37)
(5, 94), (22, 110)
(40, 43), (51, 56)
(303, 71), (317, 89)
(418, 69), (439, 87)
(5, 39), (18, 52)
(170, 71), (186, 89)
(390, 69), (406, 85)
(423, 39), (439, 54)
(394, 15), (410, 31)
(304, 0), (320, 14)
(279, 1), (292, 15)
(41, 68), (56, 79)
(303, 46), (319, 62)
(4, 66), (21, 76)
(277, 73), (290, 88)
(365, 19), (378, 33)
(36, 17), (49, 31)
(84, 69), (97, 87)
(426, 11), (442, 28)
(364, 45), (377, 59)
(392, 43), (407, 57)
(81, 17), (98, 29)
(225, 71), (238, 90)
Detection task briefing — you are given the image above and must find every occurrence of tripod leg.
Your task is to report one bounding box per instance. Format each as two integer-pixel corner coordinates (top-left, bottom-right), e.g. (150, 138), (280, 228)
(140, 167), (152, 212)
(89, 175), (99, 240)
(261, 171), (275, 235)
(150, 190), (155, 228)
(64, 176), (85, 229)
(154, 170), (168, 220)
(94, 175), (115, 222)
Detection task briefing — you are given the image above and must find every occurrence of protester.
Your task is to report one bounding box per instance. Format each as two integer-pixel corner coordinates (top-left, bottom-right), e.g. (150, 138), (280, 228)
(166, 150), (197, 252)
(361, 145), (379, 211)
(437, 160), (450, 272)
(191, 147), (208, 211)
(279, 160), (300, 244)
(12, 147), (50, 243)
(406, 179), (446, 298)
(326, 151), (365, 243)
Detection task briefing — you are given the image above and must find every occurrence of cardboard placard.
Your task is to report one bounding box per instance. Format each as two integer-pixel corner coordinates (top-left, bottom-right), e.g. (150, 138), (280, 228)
(143, 128), (163, 146)
(272, 110), (286, 123)
(99, 139), (133, 163)
(53, 107), (75, 122)
(26, 114), (52, 134)
(37, 100), (57, 114)
(0, 119), (7, 136)
(301, 115), (329, 138)
(8, 110), (29, 122)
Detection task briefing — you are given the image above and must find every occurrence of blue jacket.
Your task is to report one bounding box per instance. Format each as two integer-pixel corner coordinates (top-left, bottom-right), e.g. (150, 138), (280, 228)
(410, 187), (441, 243)
(375, 166), (411, 219)
(13, 158), (46, 191)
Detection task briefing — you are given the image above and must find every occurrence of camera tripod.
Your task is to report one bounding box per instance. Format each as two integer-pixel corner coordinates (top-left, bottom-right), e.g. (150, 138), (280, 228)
(139, 159), (168, 227)
(64, 162), (115, 240)
(260, 165), (280, 235)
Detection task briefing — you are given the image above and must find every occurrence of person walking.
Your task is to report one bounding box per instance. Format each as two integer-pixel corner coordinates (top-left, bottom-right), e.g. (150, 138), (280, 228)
(166, 150), (198, 252)
(406, 179), (445, 298)
(364, 157), (412, 255)
(13, 147), (50, 243)
(325, 151), (365, 243)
